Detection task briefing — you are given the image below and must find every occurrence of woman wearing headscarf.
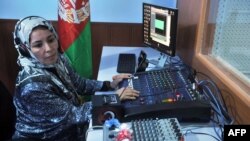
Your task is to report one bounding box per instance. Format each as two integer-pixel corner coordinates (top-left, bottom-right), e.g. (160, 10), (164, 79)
(12, 16), (139, 141)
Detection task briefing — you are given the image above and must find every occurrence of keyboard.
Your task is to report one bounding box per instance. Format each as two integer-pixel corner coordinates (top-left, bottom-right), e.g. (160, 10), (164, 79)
(117, 53), (136, 73)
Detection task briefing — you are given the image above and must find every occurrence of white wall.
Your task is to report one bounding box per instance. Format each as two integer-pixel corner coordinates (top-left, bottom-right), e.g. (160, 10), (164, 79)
(0, 0), (57, 20)
(0, 0), (176, 23)
(90, 0), (176, 23)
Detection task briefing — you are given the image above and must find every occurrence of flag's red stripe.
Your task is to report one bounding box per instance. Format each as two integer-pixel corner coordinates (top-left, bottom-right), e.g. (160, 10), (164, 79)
(58, 18), (88, 51)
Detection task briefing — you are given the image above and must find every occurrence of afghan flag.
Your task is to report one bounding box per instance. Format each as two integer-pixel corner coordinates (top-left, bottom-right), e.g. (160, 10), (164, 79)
(58, 0), (92, 78)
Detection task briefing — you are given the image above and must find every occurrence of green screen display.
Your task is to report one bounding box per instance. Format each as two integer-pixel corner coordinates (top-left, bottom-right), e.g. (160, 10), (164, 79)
(155, 19), (164, 30)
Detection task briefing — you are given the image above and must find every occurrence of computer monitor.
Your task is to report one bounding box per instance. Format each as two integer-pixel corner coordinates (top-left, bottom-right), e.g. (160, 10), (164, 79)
(143, 3), (178, 68)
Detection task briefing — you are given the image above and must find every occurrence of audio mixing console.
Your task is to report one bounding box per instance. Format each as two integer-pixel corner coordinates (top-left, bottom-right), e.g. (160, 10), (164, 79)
(119, 67), (211, 122)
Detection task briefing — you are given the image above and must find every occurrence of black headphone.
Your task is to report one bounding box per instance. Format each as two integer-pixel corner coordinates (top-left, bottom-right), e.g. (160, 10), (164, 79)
(13, 16), (58, 57)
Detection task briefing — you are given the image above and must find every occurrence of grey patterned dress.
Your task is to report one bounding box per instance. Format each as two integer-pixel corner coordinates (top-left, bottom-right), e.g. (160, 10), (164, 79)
(12, 54), (105, 141)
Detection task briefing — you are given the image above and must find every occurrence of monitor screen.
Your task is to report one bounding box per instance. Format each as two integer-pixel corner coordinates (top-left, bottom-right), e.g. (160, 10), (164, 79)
(143, 3), (178, 57)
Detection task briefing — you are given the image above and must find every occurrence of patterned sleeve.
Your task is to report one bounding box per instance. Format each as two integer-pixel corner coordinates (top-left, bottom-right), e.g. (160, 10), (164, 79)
(14, 81), (91, 138)
(62, 55), (104, 95)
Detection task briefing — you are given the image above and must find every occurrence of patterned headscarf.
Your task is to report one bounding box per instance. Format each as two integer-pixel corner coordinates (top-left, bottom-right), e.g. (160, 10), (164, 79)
(13, 16), (58, 59)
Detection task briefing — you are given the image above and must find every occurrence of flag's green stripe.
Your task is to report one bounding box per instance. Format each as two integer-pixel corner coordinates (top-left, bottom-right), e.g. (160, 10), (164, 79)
(65, 22), (93, 78)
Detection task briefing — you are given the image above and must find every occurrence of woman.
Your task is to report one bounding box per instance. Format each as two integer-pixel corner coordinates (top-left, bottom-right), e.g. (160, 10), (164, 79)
(12, 16), (139, 141)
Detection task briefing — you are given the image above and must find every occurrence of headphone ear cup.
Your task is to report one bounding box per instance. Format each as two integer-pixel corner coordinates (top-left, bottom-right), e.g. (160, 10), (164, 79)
(14, 35), (31, 58)
(18, 43), (31, 58)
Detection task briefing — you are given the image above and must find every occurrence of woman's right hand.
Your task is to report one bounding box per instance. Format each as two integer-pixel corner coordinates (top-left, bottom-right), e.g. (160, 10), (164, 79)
(116, 87), (140, 101)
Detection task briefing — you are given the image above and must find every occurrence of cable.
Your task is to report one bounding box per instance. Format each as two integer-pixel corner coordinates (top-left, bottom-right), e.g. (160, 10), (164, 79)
(196, 72), (235, 125)
(183, 129), (222, 141)
(181, 116), (224, 140)
(199, 80), (234, 125)
(195, 76), (235, 140)
(201, 84), (223, 120)
(201, 83), (225, 124)
(196, 72), (229, 113)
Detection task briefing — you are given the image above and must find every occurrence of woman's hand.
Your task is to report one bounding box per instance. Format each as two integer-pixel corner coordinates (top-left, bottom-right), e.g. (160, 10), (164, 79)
(116, 87), (140, 101)
(110, 73), (132, 89)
